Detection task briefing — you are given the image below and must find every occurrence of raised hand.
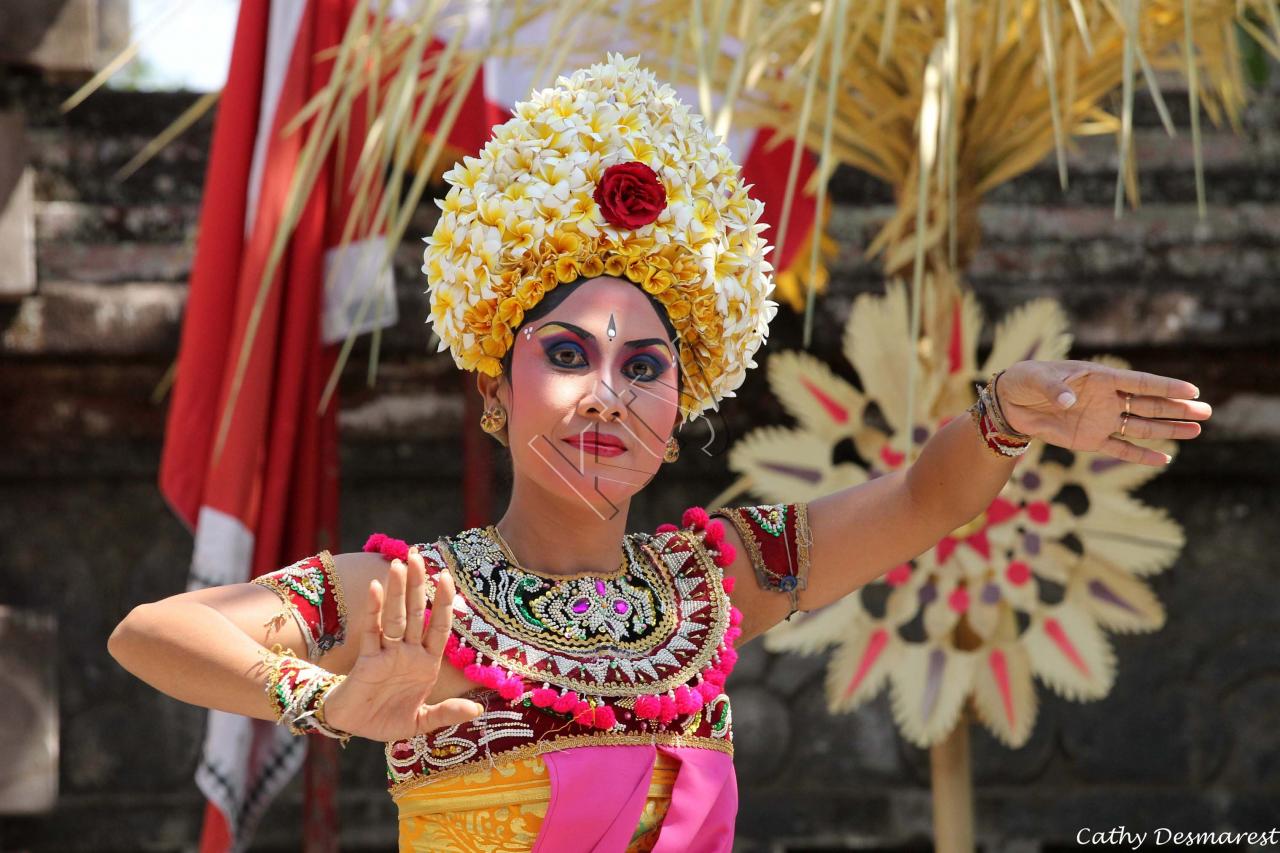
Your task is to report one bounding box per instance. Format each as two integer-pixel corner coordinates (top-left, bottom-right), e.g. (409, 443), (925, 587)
(320, 546), (484, 742)
(994, 359), (1212, 467)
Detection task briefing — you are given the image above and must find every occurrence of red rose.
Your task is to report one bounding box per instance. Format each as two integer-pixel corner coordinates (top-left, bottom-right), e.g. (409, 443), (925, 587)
(593, 161), (667, 230)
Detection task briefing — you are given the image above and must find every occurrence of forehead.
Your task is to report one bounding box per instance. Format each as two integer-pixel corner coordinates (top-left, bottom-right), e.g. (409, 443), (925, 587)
(542, 277), (668, 332)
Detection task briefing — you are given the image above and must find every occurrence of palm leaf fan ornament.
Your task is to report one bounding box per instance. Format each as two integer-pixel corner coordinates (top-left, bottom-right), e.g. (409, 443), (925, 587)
(725, 280), (1183, 749)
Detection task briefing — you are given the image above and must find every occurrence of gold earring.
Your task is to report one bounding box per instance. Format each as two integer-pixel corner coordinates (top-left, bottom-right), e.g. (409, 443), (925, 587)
(480, 404), (507, 435)
(663, 437), (680, 463)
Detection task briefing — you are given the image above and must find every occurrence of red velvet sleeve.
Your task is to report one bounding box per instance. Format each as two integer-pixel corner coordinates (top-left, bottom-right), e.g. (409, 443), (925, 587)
(708, 502), (813, 617)
(251, 550), (349, 662)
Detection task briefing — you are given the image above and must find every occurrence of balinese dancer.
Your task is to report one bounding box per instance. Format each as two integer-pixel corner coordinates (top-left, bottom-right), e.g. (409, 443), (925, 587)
(109, 55), (1211, 852)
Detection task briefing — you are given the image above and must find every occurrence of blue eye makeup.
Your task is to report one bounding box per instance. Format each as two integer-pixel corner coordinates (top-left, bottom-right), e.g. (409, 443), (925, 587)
(542, 340), (668, 382)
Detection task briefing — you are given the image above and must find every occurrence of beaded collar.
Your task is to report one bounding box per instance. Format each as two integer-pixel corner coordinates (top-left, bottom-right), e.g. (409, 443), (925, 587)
(363, 506), (744, 739)
(430, 523), (729, 699)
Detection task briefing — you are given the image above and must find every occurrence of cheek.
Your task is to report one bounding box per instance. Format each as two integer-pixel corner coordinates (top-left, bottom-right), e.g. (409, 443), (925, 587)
(506, 347), (579, 431)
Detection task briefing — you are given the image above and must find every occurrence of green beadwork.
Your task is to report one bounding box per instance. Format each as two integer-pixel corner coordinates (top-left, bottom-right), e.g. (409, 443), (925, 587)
(744, 503), (787, 537)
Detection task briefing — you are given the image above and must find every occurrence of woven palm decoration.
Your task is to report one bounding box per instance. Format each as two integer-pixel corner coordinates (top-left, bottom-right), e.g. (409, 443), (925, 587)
(725, 279), (1182, 748)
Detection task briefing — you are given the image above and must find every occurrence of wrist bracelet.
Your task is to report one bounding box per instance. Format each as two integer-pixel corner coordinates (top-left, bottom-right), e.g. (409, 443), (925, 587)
(986, 370), (1032, 439)
(969, 374), (1031, 458)
(263, 644), (353, 746)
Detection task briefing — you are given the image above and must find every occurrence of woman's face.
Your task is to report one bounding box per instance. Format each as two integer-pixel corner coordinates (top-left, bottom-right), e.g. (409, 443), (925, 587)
(484, 276), (681, 515)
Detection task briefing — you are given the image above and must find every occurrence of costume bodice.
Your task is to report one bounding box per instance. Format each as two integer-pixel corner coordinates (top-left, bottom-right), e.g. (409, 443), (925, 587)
(372, 520), (740, 799)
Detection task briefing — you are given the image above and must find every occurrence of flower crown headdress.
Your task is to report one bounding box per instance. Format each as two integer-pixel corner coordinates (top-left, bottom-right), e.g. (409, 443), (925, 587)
(423, 53), (779, 423)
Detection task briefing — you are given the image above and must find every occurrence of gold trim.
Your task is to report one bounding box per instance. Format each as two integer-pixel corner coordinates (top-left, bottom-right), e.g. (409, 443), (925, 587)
(318, 549), (349, 633)
(430, 530), (730, 698)
(710, 504), (812, 615)
(252, 575), (321, 661)
(389, 731), (735, 798)
(708, 507), (769, 588)
(794, 502), (813, 591)
(446, 532), (674, 654)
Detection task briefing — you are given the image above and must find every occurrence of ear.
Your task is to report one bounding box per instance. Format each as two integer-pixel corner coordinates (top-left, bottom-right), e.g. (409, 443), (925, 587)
(476, 371), (502, 406)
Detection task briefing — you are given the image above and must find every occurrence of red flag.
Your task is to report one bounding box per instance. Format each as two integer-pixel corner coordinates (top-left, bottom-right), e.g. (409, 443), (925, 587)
(159, 1), (377, 849)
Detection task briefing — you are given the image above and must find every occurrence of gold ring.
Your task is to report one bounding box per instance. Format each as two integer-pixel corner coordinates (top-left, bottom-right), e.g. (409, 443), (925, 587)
(1119, 411), (1129, 437)
(381, 632), (405, 643)
(1124, 392), (1132, 416)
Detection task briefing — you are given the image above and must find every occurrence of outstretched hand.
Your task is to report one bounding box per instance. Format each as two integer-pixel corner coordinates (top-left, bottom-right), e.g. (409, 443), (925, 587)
(321, 546), (484, 742)
(994, 359), (1212, 467)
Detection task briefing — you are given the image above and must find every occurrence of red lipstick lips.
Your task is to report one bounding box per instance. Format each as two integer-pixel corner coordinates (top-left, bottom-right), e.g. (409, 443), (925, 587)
(563, 433), (628, 457)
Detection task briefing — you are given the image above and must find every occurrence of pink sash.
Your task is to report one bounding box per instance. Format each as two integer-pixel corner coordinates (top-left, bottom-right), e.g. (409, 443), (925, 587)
(532, 745), (736, 853)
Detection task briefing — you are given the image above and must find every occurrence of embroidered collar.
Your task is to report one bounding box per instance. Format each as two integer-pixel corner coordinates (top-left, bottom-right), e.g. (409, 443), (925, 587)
(431, 525), (728, 699)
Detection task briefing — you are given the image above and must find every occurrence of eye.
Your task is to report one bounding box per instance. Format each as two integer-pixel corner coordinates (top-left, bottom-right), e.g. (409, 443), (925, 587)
(625, 354), (665, 382)
(546, 341), (587, 368)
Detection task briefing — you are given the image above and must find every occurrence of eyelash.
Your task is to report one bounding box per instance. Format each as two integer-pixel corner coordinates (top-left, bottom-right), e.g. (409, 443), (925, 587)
(546, 342), (666, 381)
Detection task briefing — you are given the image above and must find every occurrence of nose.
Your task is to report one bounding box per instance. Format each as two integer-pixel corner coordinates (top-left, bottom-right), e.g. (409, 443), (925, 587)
(577, 379), (627, 423)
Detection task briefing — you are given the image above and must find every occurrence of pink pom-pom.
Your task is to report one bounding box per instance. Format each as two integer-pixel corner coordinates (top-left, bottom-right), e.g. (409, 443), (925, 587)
(729, 606), (743, 626)
(362, 533), (388, 553)
(634, 695), (661, 719)
(674, 685), (701, 714)
(682, 506), (709, 530)
(453, 646), (477, 667)
(658, 694), (678, 723)
(725, 625), (743, 644)
(722, 575), (737, 594)
(379, 537), (410, 562)
(697, 680), (721, 703)
(703, 668), (726, 686)
(593, 704), (617, 730)
(444, 633), (459, 653)
(572, 701), (594, 724)
(498, 676), (525, 701)
(463, 664), (484, 683)
(704, 520), (725, 547)
(531, 688), (558, 708)
(553, 691), (579, 714)
(479, 667), (505, 689)
(713, 541), (736, 568)
(655, 522), (679, 534)
(719, 647), (739, 671)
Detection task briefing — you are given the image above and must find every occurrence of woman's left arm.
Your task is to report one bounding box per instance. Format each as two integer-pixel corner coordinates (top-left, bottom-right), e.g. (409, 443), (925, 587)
(728, 359), (1211, 643)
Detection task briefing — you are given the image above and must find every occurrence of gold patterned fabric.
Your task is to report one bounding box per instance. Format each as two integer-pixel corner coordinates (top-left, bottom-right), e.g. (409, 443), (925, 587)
(396, 750), (678, 852)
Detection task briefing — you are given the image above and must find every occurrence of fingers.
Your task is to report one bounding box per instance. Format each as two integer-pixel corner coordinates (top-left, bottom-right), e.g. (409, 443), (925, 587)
(360, 579), (385, 658)
(1111, 368), (1199, 401)
(381, 558), (408, 645)
(414, 697), (486, 735)
(1129, 396), (1213, 421)
(1117, 415), (1201, 441)
(403, 547), (427, 646)
(423, 566), (456, 659)
(1101, 436), (1171, 467)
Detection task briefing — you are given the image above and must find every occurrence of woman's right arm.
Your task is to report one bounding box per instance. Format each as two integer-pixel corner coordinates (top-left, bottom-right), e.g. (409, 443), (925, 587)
(107, 548), (480, 737)
(107, 551), (387, 722)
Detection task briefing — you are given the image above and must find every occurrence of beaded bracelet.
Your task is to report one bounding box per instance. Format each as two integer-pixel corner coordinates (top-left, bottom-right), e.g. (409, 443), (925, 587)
(969, 370), (1032, 458)
(262, 644), (353, 746)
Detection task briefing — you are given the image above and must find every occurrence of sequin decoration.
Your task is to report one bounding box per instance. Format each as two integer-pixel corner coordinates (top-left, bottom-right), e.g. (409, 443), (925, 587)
(252, 551), (349, 661)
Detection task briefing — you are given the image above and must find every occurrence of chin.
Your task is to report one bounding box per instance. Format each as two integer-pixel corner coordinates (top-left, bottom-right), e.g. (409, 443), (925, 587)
(519, 450), (659, 512)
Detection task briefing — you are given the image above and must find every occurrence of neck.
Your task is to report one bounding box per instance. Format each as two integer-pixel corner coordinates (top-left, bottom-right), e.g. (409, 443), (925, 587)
(494, 471), (631, 576)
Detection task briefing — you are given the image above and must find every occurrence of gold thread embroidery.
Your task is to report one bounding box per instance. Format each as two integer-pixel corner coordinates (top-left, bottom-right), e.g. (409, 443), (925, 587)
(253, 579), (322, 661)
(445, 531), (674, 655)
(794, 502), (813, 592)
(318, 549), (349, 630)
(428, 530), (730, 698)
(388, 730), (734, 798)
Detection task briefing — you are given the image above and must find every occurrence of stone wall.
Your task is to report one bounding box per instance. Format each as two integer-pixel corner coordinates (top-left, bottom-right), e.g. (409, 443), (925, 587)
(0, 56), (1277, 852)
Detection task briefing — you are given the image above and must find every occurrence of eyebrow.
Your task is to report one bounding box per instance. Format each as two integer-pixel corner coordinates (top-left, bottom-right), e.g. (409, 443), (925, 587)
(536, 321), (672, 353)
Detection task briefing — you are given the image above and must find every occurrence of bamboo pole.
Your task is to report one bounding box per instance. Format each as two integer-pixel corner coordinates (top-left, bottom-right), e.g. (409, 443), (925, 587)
(929, 703), (976, 853)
